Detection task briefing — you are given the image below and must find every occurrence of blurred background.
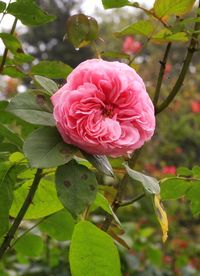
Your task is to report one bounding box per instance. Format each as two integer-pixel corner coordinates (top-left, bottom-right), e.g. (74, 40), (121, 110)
(0, 0), (200, 275)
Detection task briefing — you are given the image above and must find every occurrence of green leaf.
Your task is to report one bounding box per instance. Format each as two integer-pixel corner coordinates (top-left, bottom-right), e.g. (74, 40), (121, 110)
(66, 14), (99, 48)
(6, 90), (55, 126)
(115, 20), (155, 37)
(124, 163), (160, 194)
(160, 178), (191, 200)
(2, 66), (26, 78)
(185, 182), (200, 215)
(192, 166), (200, 178)
(0, 1), (6, 13)
(0, 123), (23, 150)
(10, 179), (63, 219)
(92, 193), (120, 224)
(7, 0), (56, 26)
(81, 151), (114, 177)
(102, 0), (130, 9)
(0, 33), (22, 54)
(39, 209), (75, 241)
(34, 75), (58, 95)
(153, 0), (195, 18)
(69, 221), (121, 276)
(55, 160), (98, 217)
(13, 53), (35, 64)
(23, 127), (76, 168)
(177, 167), (192, 177)
(152, 29), (189, 42)
(14, 234), (43, 257)
(31, 61), (72, 79)
(0, 163), (15, 237)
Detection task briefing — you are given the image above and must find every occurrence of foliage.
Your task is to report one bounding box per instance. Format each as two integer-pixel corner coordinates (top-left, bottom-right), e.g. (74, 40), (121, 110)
(0, 0), (200, 275)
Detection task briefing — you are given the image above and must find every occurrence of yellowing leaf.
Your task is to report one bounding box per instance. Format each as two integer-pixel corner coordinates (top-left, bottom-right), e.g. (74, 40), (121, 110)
(153, 194), (168, 242)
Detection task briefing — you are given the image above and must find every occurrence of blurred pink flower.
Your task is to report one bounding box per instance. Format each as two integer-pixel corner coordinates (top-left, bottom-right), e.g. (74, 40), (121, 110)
(191, 101), (200, 113)
(164, 63), (172, 75)
(162, 166), (176, 175)
(51, 59), (155, 157)
(122, 36), (142, 55)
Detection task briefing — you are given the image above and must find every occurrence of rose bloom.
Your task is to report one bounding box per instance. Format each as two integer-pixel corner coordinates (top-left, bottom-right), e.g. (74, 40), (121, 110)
(51, 59), (155, 157)
(122, 36), (142, 55)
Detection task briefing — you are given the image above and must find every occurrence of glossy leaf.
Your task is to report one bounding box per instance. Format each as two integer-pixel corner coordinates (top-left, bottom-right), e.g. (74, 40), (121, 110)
(34, 75), (58, 95)
(102, 0), (130, 9)
(0, 123), (23, 150)
(0, 33), (22, 54)
(124, 163), (160, 194)
(14, 234), (43, 257)
(39, 209), (75, 241)
(7, 0), (56, 26)
(7, 91), (55, 126)
(69, 221), (121, 276)
(10, 179), (63, 219)
(115, 20), (154, 37)
(160, 178), (191, 200)
(153, 0), (195, 18)
(31, 61), (72, 79)
(81, 151), (114, 177)
(55, 160), (98, 217)
(23, 127), (76, 168)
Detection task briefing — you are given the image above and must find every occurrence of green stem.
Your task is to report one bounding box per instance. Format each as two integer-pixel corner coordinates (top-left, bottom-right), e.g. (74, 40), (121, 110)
(0, 17), (18, 73)
(0, 169), (43, 260)
(153, 43), (172, 106)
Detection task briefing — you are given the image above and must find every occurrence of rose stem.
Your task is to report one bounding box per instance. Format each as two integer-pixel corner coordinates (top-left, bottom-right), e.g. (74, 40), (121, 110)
(0, 169), (43, 260)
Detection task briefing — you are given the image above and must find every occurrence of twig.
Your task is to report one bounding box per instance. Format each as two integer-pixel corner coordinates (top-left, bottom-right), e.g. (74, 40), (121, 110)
(119, 193), (145, 207)
(0, 0), (11, 24)
(0, 169), (43, 260)
(0, 17), (18, 73)
(153, 43), (172, 106)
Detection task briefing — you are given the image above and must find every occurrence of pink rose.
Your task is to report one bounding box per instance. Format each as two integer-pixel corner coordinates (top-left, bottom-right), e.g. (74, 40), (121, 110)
(51, 59), (155, 157)
(122, 36), (142, 55)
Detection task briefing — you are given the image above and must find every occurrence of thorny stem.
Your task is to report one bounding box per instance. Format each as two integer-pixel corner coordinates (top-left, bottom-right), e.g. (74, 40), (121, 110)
(0, 17), (18, 73)
(153, 43), (172, 106)
(102, 2), (200, 232)
(0, 169), (43, 260)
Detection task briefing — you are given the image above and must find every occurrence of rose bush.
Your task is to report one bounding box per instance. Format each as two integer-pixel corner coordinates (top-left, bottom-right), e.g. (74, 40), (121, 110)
(51, 59), (155, 157)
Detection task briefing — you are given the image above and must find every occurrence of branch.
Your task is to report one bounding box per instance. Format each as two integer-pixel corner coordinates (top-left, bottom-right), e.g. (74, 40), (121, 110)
(0, 169), (43, 260)
(153, 43), (172, 106)
(156, 3), (200, 114)
(119, 193), (145, 207)
(0, 17), (18, 73)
